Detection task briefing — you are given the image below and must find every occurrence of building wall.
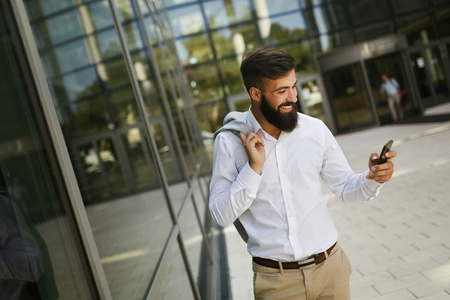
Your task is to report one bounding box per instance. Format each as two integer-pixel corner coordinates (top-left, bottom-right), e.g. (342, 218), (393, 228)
(0, 0), (220, 299)
(163, 0), (450, 134)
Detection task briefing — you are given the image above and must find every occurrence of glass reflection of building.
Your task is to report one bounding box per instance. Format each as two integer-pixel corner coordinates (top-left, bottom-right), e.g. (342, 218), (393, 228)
(1, 0), (449, 299)
(2, 0), (221, 299)
(165, 0), (450, 134)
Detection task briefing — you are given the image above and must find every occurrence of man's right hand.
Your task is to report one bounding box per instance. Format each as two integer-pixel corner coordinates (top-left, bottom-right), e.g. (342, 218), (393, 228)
(239, 132), (265, 175)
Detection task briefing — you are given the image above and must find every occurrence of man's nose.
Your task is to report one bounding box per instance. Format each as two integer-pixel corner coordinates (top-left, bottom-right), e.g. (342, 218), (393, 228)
(288, 88), (298, 102)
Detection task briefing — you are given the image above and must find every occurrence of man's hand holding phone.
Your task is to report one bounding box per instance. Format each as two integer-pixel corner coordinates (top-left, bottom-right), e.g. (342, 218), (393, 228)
(366, 140), (397, 183)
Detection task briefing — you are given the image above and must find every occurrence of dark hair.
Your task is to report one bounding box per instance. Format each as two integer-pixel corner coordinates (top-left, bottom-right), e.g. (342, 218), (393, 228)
(240, 46), (296, 93)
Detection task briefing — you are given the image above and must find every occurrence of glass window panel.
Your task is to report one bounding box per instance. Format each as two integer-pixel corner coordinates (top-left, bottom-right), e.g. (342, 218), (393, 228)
(109, 86), (142, 126)
(178, 195), (205, 282)
(49, 67), (99, 102)
(304, 3), (348, 35)
(86, 0), (115, 31)
(354, 21), (395, 42)
(97, 28), (123, 60)
(25, 0), (74, 19)
(264, 12), (307, 44)
(220, 57), (246, 95)
(148, 239), (195, 300)
(278, 42), (315, 75)
(103, 58), (132, 89)
(203, 0), (252, 29)
(410, 52), (433, 106)
(195, 100), (228, 133)
(323, 63), (375, 132)
(0, 8), (94, 298)
(312, 30), (354, 52)
(41, 10), (84, 45)
(167, 4), (205, 37)
(427, 47), (450, 101)
(122, 127), (159, 189)
(164, 0), (196, 7)
(435, 7), (450, 39)
(175, 34), (214, 66)
(115, 0), (136, 22)
(72, 97), (109, 134)
(212, 24), (260, 58)
(391, 0), (428, 15)
(53, 39), (92, 74)
(255, 0), (300, 17)
(86, 186), (174, 298)
(300, 0), (336, 7)
(123, 21), (144, 52)
(150, 122), (182, 183)
(300, 80), (326, 123)
(396, 12), (434, 46)
(185, 63), (224, 103)
(347, 0), (390, 25)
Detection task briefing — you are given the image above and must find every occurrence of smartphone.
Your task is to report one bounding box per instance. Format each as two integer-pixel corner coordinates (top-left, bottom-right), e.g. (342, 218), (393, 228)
(376, 140), (394, 165)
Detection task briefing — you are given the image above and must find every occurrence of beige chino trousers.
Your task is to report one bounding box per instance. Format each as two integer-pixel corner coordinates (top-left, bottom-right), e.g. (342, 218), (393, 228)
(253, 243), (352, 300)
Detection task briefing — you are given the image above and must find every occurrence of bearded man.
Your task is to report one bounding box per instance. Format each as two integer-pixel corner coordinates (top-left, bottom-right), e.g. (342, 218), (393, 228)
(209, 47), (396, 300)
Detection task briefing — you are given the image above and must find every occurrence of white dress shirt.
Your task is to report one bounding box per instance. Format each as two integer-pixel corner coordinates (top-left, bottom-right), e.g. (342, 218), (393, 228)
(209, 110), (383, 262)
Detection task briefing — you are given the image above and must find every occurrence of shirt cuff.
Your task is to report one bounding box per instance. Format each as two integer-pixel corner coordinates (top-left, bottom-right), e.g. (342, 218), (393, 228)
(236, 162), (262, 197)
(362, 169), (384, 196)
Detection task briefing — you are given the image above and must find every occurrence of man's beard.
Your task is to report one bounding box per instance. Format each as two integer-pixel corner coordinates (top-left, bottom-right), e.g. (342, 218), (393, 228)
(260, 93), (298, 132)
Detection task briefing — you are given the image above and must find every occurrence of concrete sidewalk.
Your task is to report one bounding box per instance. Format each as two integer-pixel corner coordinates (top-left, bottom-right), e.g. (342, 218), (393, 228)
(225, 103), (450, 299)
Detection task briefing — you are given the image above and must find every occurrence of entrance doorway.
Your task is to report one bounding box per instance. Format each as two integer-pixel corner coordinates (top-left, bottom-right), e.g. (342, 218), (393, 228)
(410, 45), (450, 107)
(365, 52), (413, 124)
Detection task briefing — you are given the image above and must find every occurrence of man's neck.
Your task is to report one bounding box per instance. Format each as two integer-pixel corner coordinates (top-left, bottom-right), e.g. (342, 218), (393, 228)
(251, 106), (281, 139)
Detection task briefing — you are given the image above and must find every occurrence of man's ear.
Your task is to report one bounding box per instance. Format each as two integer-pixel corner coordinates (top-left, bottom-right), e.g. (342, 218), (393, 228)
(249, 87), (262, 102)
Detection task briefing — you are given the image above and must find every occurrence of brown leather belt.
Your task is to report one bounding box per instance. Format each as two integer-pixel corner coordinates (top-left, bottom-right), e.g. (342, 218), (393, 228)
(253, 242), (337, 269)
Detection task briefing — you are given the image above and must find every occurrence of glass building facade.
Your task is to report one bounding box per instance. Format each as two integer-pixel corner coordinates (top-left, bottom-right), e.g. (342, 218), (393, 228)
(1, 0), (449, 300)
(1, 0), (223, 299)
(164, 0), (450, 134)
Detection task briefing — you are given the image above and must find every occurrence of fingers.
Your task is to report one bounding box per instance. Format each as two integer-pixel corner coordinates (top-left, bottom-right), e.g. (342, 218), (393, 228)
(239, 132), (264, 147)
(366, 160), (395, 183)
(385, 150), (397, 161)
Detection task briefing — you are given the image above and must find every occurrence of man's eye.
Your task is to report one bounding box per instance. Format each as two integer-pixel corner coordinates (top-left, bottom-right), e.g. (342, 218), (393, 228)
(278, 89), (286, 94)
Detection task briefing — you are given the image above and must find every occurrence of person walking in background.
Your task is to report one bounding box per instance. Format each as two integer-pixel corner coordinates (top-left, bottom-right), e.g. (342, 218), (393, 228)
(209, 47), (397, 300)
(380, 74), (404, 122)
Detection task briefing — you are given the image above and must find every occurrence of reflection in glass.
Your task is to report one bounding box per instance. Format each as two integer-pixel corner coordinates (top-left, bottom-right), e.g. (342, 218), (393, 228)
(40, 10), (83, 45)
(85, 0), (114, 31)
(211, 24), (260, 58)
(87, 187), (173, 299)
(122, 127), (158, 189)
(391, 0), (427, 15)
(410, 52), (433, 106)
(426, 48), (450, 101)
(0, 8), (92, 298)
(255, 0), (300, 17)
(53, 40), (92, 74)
(311, 30), (354, 52)
(148, 240), (195, 300)
(396, 12), (433, 46)
(354, 21), (394, 42)
(264, 12), (307, 44)
(323, 64), (375, 132)
(167, 4), (205, 37)
(435, 8), (450, 40)
(300, 80), (326, 123)
(175, 34), (214, 66)
(347, 0), (389, 25)
(304, 4), (348, 35)
(185, 63), (224, 103)
(279, 42), (315, 75)
(203, 0), (252, 29)
(49, 67), (99, 102)
(220, 57), (246, 95)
